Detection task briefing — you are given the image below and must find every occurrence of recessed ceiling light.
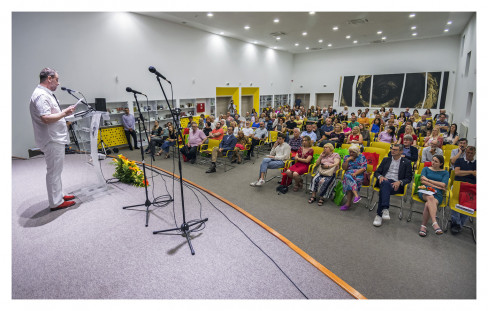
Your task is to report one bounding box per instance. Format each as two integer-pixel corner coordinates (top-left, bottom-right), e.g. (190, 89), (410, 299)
(346, 35), (351, 39)
(382, 36), (387, 40)
(328, 43), (332, 47)
(409, 13), (416, 18)
(220, 32), (224, 35)
(295, 43), (299, 46)
(353, 40), (358, 44)
(207, 13), (213, 17)
(309, 12), (315, 15)
(411, 26), (417, 30)
(333, 26), (339, 31)
(377, 30), (383, 35)
(412, 33), (418, 36)
(302, 32), (307, 36)
(305, 47), (310, 50)
(274, 18), (280, 23)
(444, 28), (449, 32)
(318, 39), (323, 43)
(253, 41), (258, 44)
(447, 21), (453, 25)
(276, 37), (281, 40)
(244, 25), (250, 30)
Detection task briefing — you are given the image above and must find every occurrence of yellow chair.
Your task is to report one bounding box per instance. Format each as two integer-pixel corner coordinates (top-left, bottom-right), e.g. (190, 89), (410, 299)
(370, 132), (376, 143)
(367, 176), (409, 219)
(266, 131), (278, 148)
(371, 142), (391, 153)
(303, 146), (325, 190)
(359, 164), (374, 202)
(445, 181), (476, 242)
(442, 144), (458, 151)
(341, 143), (351, 151)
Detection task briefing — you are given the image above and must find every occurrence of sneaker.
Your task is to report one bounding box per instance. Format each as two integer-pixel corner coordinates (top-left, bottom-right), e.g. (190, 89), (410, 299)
(373, 215), (383, 227)
(353, 196), (361, 204)
(250, 181), (258, 187)
(382, 209), (391, 220)
(63, 195), (75, 201)
(340, 205), (350, 211)
(256, 179), (265, 186)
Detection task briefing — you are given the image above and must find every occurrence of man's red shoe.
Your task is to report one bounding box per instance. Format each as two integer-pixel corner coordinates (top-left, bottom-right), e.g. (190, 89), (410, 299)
(50, 201), (76, 211)
(63, 195), (75, 201)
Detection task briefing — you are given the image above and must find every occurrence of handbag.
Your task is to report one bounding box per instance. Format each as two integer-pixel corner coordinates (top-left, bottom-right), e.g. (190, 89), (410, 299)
(459, 182), (476, 210)
(362, 152), (379, 171)
(362, 171), (371, 186)
(333, 181), (345, 206)
(318, 164), (335, 176)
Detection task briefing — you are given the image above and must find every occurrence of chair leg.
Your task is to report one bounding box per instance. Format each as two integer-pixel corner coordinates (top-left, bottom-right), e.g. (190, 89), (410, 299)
(368, 192), (376, 211)
(398, 198), (403, 220)
(407, 198), (413, 222)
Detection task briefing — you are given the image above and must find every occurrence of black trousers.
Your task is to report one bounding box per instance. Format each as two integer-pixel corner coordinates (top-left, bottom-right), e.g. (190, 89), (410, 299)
(124, 129), (138, 149)
(181, 146), (199, 160)
(149, 137), (164, 155)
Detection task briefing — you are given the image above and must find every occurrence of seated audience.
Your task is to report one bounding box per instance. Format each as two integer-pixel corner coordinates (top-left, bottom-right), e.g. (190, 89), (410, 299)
(280, 136), (314, 191)
(450, 138), (468, 167)
(373, 144), (413, 226)
(206, 126), (237, 173)
(396, 125), (417, 146)
(397, 111), (406, 123)
(285, 115), (298, 133)
(424, 127), (444, 147)
(434, 113), (450, 134)
(322, 123), (345, 148)
(418, 155), (449, 237)
(346, 126), (363, 145)
(245, 121), (268, 160)
(340, 144), (367, 211)
(288, 128), (303, 157)
(423, 108), (432, 118)
(400, 135), (419, 163)
(358, 112), (370, 127)
(378, 126), (396, 143)
(370, 118), (382, 136)
(208, 121), (225, 141)
(320, 118), (334, 140)
(180, 122), (207, 163)
(203, 121), (212, 137)
(308, 143), (341, 206)
(250, 133), (291, 186)
(443, 124), (459, 145)
(421, 140), (443, 163)
(359, 123), (370, 146)
(450, 146), (476, 234)
(157, 123), (178, 158)
(231, 130), (249, 164)
(146, 120), (163, 158)
(342, 121), (352, 135)
(348, 115), (360, 129)
(300, 123), (317, 143)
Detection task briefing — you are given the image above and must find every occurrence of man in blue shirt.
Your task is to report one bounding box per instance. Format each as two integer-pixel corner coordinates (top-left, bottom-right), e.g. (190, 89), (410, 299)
(206, 126), (237, 173)
(451, 146), (476, 234)
(122, 107), (139, 150)
(300, 123), (317, 143)
(434, 113), (450, 134)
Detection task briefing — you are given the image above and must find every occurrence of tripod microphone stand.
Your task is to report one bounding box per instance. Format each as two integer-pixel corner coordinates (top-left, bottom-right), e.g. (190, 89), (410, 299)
(150, 74), (208, 256)
(122, 93), (173, 227)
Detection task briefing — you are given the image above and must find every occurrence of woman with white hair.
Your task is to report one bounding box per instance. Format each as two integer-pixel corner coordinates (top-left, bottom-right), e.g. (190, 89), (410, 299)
(340, 144), (367, 211)
(308, 143), (341, 206)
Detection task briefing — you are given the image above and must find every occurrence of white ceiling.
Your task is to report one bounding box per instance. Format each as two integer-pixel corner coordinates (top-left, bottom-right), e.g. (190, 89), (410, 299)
(138, 12), (474, 54)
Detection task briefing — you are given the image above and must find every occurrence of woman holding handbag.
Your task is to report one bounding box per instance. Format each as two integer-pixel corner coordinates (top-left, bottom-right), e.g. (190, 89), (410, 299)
(341, 144), (368, 210)
(308, 143), (341, 206)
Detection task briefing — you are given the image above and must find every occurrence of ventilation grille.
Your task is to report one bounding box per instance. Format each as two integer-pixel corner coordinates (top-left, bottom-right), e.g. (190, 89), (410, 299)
(270, 31), (286, 37)
(347, 18), (369, 25)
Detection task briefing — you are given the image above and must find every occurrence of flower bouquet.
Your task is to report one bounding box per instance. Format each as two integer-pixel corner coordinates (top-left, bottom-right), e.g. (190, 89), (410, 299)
(112, 155), (149, 187)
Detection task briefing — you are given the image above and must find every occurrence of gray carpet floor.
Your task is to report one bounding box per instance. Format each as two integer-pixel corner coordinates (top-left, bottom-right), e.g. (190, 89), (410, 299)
(12, 154), (353, 299)
(116, 145), (477, 299)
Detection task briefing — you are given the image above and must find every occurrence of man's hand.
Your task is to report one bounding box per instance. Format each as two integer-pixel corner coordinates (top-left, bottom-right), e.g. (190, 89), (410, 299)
(379, 176), (387, 184)
(392, 181), (401, 191)
(63, 105), (76, 116)
(219, 148), (223, 153)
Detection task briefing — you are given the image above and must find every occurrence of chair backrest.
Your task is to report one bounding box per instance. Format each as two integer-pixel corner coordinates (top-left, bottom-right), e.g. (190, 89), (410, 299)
(363, 146), (387, 164)
(341, 143), (351, 151)
(370, 132), (376, 142)
(208, 139), (220, 149)
(448, 169), (455, 189)
(449, 180), (461, 208)
(371, 142), (391, 153)
(443, 144), (457, 151)
(312, 146), (323, 156)
(416, 162), (425, 175)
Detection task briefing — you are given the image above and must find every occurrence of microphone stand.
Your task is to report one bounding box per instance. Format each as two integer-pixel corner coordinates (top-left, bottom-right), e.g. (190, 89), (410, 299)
(122, 93), (173, 227)
(151, 77), (208, 255)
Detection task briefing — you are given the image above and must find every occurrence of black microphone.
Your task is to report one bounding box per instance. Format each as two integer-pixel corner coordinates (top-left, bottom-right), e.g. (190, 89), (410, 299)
(61, 86), (78, 94)
(148, 66), (171, 84)
(126, 87), (146, 96)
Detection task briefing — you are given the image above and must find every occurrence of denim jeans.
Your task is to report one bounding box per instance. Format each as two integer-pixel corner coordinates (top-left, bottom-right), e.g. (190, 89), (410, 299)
(260, 157), (285, 174)
(451, 210), (469, 226)
(377, 179), (403, 216)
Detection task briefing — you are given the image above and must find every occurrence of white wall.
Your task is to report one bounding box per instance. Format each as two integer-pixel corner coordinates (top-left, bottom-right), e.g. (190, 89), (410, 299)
(292, 36), (460, 116)
(12, 12), (293, 157)
(449, 14), (476, 145)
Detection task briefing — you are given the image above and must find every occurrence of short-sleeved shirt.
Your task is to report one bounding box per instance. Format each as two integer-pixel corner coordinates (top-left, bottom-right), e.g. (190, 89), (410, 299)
(288, 136), (303, 151)
(435, 120), (450, 133)
(420, 167), (449, 203)
(454, 157), (476, 184)
(210, 128), (224, 140)
(421, 147), (443, 163)
(300, 131), (317, 142)
(29, 85), (69, 150)
(286, 120), (298, 130)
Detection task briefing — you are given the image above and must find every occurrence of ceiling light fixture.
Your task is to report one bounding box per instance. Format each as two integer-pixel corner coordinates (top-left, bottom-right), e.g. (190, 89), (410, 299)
(447, 21), (453, 25)
(444, 28), (449, 32)
(411, 26), (417, 30)
(220, 32), (224, 35)
(346, 35), (351, 39)
(309, 12), (315, 15)
(409, 13), (416, 18)
(295, 43), (299, 46)
(306, 47), (310, 50)
(382, 36), (387, 40)
(276, 37), (281, 40)
(318, 39), (323, 43)
(377, 30), (383, 35)
(274, 18), (280, 23)
(353, 40), (358, 44)
(333, 26), (339, 31)
(328, 43), (332, 47)
(244, 25), (250, 30)
(302, 32), (307, 36)
(207, 13), (213, 17)
(412, 33), (418, 36)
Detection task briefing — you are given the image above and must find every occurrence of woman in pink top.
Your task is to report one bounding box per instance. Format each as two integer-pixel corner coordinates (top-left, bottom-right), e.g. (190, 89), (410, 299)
(378, 126), (396, 143)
